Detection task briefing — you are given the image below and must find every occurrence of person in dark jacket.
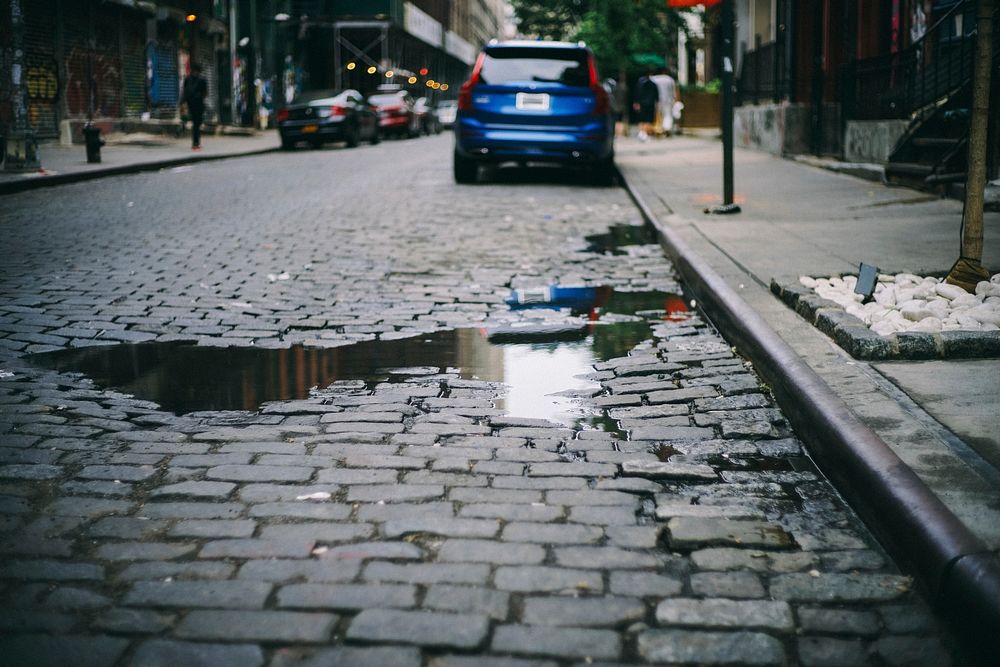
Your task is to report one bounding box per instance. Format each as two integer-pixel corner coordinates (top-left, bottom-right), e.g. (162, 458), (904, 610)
(182, 63), (208, 150)
(632, 69), (659, 142)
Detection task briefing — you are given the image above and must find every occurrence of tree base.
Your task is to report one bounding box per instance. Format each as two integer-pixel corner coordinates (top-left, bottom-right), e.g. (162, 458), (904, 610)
(945, 257), (991, 293)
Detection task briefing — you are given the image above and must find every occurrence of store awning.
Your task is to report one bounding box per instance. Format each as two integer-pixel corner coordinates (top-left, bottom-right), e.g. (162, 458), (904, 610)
(102, 0), (158, 15)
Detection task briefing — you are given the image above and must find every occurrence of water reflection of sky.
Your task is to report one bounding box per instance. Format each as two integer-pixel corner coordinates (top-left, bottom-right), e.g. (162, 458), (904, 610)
(498, 342), (601, 424)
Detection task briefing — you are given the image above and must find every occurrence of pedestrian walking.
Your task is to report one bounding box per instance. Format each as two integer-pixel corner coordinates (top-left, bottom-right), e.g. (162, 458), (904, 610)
(650, 67), (678, 137)
(182, 63), (208, 151)
(632, 69), (658, 142)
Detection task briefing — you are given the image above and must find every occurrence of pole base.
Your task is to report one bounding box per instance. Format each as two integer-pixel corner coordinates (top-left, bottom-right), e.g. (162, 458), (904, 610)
(945, 257), (991, 293)
(704, 203), (742, 215)
(3, 131), (42, 172)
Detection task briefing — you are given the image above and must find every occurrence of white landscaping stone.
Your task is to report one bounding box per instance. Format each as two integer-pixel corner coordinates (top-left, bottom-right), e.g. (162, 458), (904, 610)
(799, 271), (1000, 337)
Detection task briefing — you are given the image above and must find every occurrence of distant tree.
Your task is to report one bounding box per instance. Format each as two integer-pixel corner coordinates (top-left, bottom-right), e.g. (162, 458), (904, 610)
(510, 0), (688, 84)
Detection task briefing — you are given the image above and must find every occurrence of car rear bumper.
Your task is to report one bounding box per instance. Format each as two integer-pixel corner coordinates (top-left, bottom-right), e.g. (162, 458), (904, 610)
(455, 119), (613, 163)
(279, 119), (348, 141)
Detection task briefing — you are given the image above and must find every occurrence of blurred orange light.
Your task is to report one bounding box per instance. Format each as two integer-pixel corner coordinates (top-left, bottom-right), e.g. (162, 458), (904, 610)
(440, 84), (449, 91)
(367, 66), (377, 74)
(346, 62), (357, 70)
(185, 13), (197, 22)
(408, 76), (417, 84)
(385, 70), (394, 78)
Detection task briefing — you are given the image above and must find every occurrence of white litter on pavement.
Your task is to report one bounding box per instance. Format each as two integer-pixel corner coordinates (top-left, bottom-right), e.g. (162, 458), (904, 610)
(800, 272), (1000, 336)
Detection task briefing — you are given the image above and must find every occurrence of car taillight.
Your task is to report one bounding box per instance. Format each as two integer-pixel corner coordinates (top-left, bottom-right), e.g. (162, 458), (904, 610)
(458, 52), (485, 111)
(587, 54), (609, 115)
(277, 108), (289, 123)
(329, 105), (346, 116)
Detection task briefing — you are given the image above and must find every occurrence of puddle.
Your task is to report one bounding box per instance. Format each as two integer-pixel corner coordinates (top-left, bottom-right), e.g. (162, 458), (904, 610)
(25, 288), (687, 427)
(584, 224), (659, 255)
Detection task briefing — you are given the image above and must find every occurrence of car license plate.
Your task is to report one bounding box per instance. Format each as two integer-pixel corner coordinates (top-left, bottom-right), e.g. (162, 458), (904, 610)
(302, 125), (319, 133)
(516, 92), (550, 111)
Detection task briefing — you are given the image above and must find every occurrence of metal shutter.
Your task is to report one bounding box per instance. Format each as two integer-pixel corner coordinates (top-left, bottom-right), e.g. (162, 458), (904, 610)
(195, 31), (217, 122)
(121, 11), (147, 118)
(148, 41), (179, 116)
(22, 0), (59, 138)
(92, 2), (124, 119)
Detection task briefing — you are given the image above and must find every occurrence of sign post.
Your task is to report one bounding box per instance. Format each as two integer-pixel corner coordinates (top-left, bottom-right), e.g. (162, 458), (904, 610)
(667, 0), (739, 214)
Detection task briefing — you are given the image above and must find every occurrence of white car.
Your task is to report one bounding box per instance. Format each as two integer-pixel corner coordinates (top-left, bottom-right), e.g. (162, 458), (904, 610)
(437, 100), (458, 129)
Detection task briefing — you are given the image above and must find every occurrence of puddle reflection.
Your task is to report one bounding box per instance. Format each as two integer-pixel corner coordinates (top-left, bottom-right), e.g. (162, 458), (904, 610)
(25, 289), (686, 425)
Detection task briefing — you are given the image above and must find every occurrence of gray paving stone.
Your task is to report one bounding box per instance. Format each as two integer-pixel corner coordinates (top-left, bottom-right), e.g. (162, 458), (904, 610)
(92, 608), (175, 634)
(269, 646), (421, 667)
(799, 607), (880, 636)
(383, 516), (499, 538)
(199, 537), (315, 559)
(797, 637), (870, 667)
(278, 583), (417, 610)
(347, 484), (445, 502)
(151, 481), (236, 498)
(494, 566), (603, 593)
(428, 657), (557, 667)
(554, 545), (662, 569)
(501, 522), (603, 544)
(175, 609), (337, 642)
(0, 559), (103, 581)
(248, 502), (352, 519)
(123, 580), (271, 608)
(237, 558), (361, 583)
(690, 571), (766, 598)
(347, 608), (490, 648)
(770, 573), (913, 602)
(438, 539), (546, 564)
(138, 502), (245, 519)
(492, 625), (620, 660)
(691, 547), (818, 573)
(638, 629), (786, 665)
(168, 519), (256, 538)
(95, 542), (196, 561)
(667, 518), (796, 549)
(238, 483), (340, 502)
(364, 561), (490, 585)
(546, 490), (638, 506)
(129, 639), (263, 667)
(522, 595), (646, 626)
(656, 598), (794, 632)
(527, 462), (616, 477)
(0, 634), (129, 667)
(459, 502), (564, 522)
(258, 523), (374, 543)
(423, 584), (510, 620)
(567, 505), (638, 525)
(622, 460), (717, 480)
(609, 571), (684, 597)
(77, 464), (157, 481)
(206, 464), (314, 482)
(868, 635), (952, 667)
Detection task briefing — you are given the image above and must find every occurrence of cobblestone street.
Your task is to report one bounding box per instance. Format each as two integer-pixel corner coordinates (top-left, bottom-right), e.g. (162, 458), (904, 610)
(0, 135), (958, 665)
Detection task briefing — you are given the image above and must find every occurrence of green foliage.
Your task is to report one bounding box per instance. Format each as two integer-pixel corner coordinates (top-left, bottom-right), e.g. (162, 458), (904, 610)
(681, 78), (721, 93)
(510, 0), (688, 81)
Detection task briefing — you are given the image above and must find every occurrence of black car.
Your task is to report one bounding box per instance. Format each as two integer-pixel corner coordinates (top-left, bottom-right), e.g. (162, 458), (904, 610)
(277, 89), (380, 149)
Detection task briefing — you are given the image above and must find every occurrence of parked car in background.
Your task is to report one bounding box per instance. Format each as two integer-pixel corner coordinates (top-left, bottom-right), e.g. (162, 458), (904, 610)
(413, 97), (441, 135)
(437, 100), (458, 129)
(369, 89), (420, 139)
(277, 89), (380, 150)
(453, 40), (615, 184)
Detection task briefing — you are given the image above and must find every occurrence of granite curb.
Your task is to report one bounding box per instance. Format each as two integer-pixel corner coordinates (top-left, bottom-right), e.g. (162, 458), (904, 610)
(618, 169), (1000, 660)
(0, 146), (280, 196)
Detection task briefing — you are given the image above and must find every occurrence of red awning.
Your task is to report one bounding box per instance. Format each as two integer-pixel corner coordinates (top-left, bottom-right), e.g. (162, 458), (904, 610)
(666, 0), (722, 7)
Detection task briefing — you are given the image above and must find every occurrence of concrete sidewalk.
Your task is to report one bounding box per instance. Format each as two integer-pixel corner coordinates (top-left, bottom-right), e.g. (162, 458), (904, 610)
(0, 129), (280, 195)
(617, 133), (1000, 551)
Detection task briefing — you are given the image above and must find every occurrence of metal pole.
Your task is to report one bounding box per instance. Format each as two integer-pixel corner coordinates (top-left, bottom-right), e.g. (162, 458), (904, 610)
(709, 0), (740, 214)
(4, 0), (42, 171)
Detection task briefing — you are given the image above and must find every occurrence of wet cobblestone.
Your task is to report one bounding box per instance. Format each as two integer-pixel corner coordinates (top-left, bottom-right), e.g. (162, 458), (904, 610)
(0, 138), (959, 664)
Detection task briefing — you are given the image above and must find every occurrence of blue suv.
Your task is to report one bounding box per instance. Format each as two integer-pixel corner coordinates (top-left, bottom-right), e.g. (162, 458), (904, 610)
(454, 41), (615, 184)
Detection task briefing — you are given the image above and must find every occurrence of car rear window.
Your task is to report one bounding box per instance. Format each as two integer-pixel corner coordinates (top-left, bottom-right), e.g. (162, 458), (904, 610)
(480, 47), (589, 87)
(369, 93), (405, 105)
(292, 89), (342, 104)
